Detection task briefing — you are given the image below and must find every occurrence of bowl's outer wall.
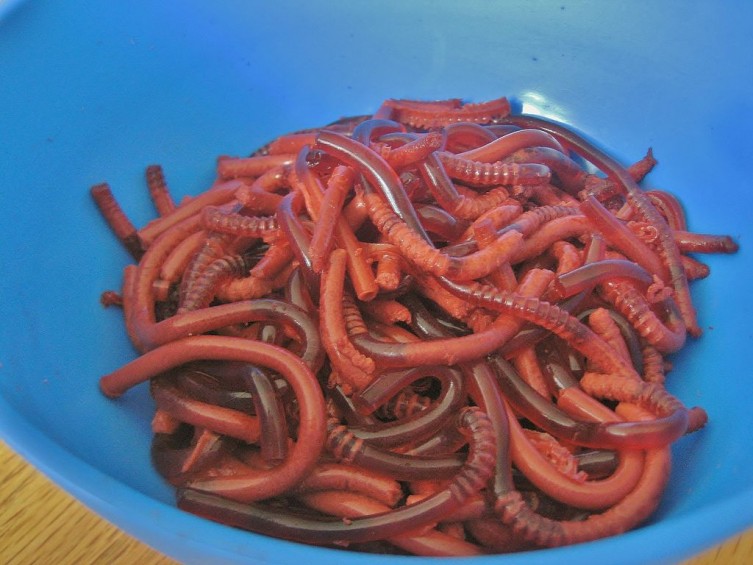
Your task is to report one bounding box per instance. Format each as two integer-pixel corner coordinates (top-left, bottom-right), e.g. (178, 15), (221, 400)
(1, 1), (752, 564)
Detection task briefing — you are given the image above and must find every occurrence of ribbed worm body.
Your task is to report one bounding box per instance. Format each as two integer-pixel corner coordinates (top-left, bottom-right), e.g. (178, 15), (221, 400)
(646, 189), (687, 231)
(365, 192), (451, 275)
(319, 253), (376, 392)
(90, 182), (144, 260)
(640, 344), (666, 384)
(372, 131), (445, 169)
(202, 206), (280, 241)
(447, 407), (497, 503)
(375, 390), (432, 420)
(441, 278), (639, 380)
(365, 191), (524, 280)
(588, 308), (631, 363)
(333, 294), (377, 377)
(600, 280), (686, 353)
(495, 447), (672, 547)
(327, 406), (496, 503)
(341, 294), (370, 337)
(145, 164), (177, 216)
(626, 188), (700, 337)
(470, 282), (581, 342)
(495, 490), (568, 546)
(503, 205), (581, 238)
(216, 244), (295, 303)
(326, 419), (366, 465)
(388, 97), (511, 129)
(439, 152), (551, 187)
(579, 374), (686, 419)
(178, 253), (256, 313)
(179, 232), (234, 305)
(451, 187), (511, 220)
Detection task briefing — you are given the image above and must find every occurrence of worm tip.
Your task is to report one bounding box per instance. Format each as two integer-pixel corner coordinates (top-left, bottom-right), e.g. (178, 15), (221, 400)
(99, 378), (122, 399)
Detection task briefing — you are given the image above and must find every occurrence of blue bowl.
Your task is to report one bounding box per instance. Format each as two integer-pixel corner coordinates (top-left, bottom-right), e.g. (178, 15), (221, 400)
(1, 2), (752, 563)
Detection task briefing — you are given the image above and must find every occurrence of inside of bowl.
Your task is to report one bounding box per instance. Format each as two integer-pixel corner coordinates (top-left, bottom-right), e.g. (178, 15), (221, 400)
(1, 1), (752, 564)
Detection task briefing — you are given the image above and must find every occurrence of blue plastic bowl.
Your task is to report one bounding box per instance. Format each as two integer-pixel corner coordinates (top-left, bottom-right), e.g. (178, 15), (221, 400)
(1, 1), (752, 563)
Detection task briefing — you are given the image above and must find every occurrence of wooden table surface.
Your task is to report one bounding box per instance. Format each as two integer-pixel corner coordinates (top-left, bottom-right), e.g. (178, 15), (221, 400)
(2, 440), (752, 564)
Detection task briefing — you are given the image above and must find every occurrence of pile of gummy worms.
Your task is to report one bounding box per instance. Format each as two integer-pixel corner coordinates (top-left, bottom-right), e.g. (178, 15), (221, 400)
(93, 96), (739, 556)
